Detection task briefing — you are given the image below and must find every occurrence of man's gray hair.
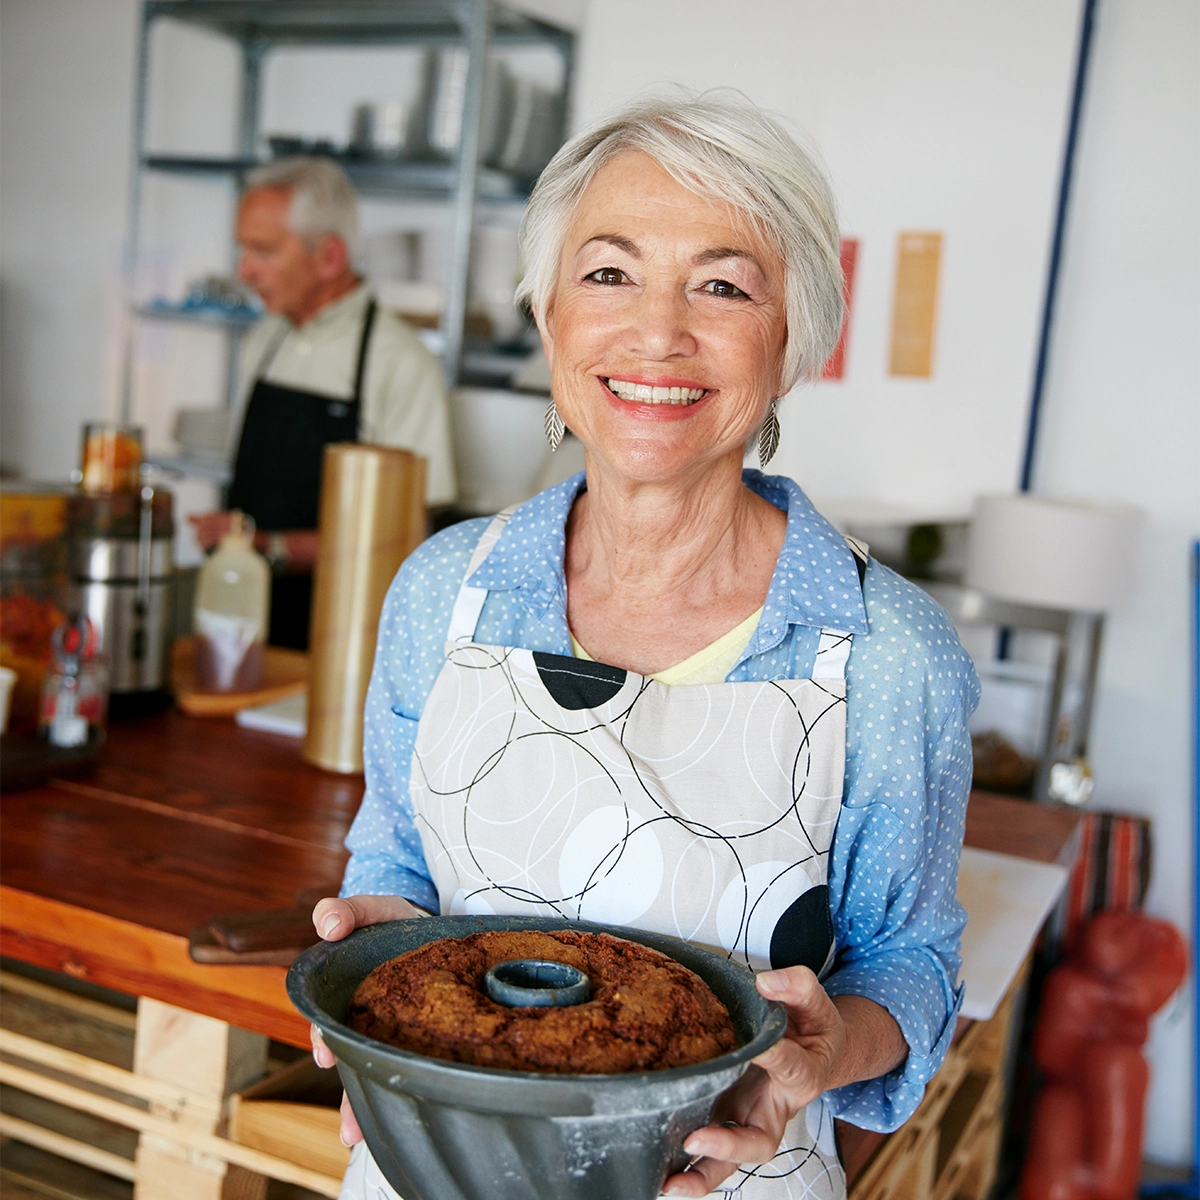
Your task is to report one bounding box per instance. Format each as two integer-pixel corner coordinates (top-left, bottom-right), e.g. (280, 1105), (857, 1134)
(516, 91), (843, 393)
(243, 157), (360, 258)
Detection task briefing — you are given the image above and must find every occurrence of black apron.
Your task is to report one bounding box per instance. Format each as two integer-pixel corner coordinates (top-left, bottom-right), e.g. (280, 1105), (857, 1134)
(227, 299), (377, 649)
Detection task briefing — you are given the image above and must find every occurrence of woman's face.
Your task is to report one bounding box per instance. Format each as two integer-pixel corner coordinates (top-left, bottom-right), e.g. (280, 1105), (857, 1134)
(540, 151), (787, 485)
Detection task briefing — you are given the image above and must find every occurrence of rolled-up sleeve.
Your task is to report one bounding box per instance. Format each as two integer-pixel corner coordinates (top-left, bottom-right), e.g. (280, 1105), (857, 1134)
(822, 566), (979, 1132)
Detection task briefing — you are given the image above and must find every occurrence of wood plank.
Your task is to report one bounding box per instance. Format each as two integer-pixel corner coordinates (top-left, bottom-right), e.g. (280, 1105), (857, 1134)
(965, 791), (1081, 867)
(0, 1062), (341, 1197)
(0, 786), (346, 939)
(0, 1113), (137, 1182)
(75, 710), (361, 852)
(133, 999), (265, 1113)
(0, 971), (139, 1033)
(0, 892), (310, 1047)
(0, 988), (135, 1072)
(1, 1028), (220, 1120)
(0, 1138), (134, 1200)
(1, 1084), (139, 1167)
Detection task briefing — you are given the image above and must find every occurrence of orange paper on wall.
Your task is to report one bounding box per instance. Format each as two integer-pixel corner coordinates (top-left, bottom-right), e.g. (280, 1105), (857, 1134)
(888, 231), (943, 377)
(822, 237), (859, 381)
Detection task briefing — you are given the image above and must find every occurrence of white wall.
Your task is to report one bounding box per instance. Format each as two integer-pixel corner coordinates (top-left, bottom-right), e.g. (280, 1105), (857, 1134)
(0, 0), (138, 479)
(574, 0), (1082, 521)
(1032, 0), (1199, 1165)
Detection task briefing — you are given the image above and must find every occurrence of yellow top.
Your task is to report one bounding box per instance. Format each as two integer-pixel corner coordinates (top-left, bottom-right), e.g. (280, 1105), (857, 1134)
(571, 608), (763, 687)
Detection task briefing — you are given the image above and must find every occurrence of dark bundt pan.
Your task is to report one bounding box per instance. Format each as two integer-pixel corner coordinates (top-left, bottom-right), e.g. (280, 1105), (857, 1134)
(287, 914), (786, 1200)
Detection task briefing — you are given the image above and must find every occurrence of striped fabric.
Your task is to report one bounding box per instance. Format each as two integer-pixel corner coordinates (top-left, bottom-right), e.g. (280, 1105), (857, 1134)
(1044, 810), (1153, 957)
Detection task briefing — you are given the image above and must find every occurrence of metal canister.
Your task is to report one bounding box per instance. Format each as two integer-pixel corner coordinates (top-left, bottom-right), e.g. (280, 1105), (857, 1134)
(71, 487), (175, 705)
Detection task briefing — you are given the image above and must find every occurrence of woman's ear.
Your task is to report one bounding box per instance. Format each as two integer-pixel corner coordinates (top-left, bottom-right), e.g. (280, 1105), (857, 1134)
(533, 301), (556, 367)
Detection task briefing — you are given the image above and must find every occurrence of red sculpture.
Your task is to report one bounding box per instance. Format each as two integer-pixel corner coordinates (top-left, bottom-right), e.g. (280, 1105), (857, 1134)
(1020, 910), (1188, 1200)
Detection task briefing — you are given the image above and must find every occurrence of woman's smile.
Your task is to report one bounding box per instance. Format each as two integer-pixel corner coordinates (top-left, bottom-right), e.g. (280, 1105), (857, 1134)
(603, 377), (709, 405)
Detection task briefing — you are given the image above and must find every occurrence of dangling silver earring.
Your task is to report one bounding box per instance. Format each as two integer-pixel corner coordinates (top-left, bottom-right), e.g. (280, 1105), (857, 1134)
(758, 399), (780, 466)
(544, 400), (565, 452)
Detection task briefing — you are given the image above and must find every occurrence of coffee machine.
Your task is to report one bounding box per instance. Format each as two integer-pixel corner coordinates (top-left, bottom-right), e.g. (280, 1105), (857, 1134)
(72, 487), (175, 717)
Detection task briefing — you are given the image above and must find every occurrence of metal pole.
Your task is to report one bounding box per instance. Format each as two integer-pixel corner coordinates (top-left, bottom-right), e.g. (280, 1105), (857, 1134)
(222, 39), (266, 414)
(1072, 612), (1105, 758)
(1034, 637), (1070, 802)
(119, 5), (154, 424)
(238, 40), (265, 160)
(1019, 0), (1099, 492)
(440, 0), (491, 384)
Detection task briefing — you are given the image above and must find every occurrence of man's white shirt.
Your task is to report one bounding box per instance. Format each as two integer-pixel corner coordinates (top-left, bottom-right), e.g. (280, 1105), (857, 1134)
(231, 284), (457, 506)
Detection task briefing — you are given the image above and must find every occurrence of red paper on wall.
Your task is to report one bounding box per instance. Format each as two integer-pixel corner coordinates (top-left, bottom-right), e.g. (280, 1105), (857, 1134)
(822, 237), (859, 381)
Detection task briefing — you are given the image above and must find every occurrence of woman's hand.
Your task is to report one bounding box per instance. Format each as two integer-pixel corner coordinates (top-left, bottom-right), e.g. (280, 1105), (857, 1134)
(662, 968), (907, 1197)
(308, 894), (429, 1147)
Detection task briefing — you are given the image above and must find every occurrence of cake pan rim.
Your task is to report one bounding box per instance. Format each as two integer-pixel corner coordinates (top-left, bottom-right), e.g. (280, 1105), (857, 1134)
(287, 914), (786, 1092)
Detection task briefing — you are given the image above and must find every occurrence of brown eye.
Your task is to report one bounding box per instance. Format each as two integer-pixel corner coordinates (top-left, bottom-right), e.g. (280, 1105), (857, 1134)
(704, 279), (747, 298)
(588, 267), (626, 285)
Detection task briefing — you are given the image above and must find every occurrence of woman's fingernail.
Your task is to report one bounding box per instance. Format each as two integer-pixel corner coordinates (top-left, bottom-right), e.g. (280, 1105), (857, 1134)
(757, 969), (788, 994)
(320, 914), (342, 939)
(683, 1137), (702, 1156)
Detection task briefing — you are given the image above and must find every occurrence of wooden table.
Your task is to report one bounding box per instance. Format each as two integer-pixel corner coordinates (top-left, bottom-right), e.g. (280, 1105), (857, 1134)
(0, 711), (1080, 1198)
(2, 712), (357, 1051)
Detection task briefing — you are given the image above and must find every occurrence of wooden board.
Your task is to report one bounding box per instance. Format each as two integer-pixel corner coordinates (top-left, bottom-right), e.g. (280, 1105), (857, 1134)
(957, 847), (1068, 1020)
(0, 1138), (134, 1200)
(229, 1058), (349, 1182)
(965, 790), (1082, 867)
(172, 638), (308, 718)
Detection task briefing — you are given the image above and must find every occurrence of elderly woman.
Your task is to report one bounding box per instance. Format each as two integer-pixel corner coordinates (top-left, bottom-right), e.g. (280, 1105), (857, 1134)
(313, 92), (978, 1200)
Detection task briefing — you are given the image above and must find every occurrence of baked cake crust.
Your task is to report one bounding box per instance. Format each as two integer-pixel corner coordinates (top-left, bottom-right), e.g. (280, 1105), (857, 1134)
(345, 929), (737, 1074)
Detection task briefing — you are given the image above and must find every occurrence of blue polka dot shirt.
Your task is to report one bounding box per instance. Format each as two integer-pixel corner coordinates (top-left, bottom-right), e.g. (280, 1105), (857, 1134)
(346, 469), (980, 1134)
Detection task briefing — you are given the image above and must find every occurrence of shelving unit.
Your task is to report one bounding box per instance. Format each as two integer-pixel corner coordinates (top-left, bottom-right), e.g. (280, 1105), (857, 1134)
(120, 0), (575, 435)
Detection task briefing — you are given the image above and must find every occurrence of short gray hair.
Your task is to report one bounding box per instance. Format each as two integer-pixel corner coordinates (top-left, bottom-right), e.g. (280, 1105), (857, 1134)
(516, 91), (843, 392)
(243, 157), (360, 258)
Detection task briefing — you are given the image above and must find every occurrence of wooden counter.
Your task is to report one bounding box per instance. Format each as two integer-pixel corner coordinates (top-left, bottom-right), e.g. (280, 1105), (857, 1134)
(1, 712), (358, 1048)
(0, 711), (1080, 1198)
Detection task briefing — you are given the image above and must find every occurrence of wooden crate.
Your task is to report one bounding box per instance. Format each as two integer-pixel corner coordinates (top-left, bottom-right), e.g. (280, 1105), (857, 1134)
(0, 969), (345, 1198)
(850, 955), (1030, 1200)
(229, 1056), (350, 1180)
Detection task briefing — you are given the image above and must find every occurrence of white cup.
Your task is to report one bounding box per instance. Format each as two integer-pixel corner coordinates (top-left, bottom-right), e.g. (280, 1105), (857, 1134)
(0, 665), (17, 735)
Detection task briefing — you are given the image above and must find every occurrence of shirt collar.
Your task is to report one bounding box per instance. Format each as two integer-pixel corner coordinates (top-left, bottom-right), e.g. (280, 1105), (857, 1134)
(468, 470), (868, 639)
(289, 281), (370, 333)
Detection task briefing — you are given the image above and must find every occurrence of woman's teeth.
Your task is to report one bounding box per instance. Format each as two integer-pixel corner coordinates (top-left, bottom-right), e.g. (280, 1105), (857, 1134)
(605, 378), (706, 405)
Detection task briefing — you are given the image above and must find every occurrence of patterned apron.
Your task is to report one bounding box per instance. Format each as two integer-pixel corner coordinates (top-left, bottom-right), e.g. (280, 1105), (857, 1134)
(343, 510), (866, 1200)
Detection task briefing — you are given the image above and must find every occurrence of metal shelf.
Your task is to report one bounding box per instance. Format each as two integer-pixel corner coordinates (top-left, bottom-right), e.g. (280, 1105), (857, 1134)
(145, 454), (233, 485)
(144, 0), (573, 48)
(141, 154), (525, 199)
(135, 303), (259, 331)
(121, 0), (575, 420)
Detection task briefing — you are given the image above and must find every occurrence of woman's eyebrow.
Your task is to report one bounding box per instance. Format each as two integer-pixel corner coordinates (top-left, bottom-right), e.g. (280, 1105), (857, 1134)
(693, 246), (763, 271)
(579, 234), (641, 257)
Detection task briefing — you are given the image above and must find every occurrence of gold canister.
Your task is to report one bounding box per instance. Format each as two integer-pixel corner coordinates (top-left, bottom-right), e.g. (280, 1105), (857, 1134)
(304, 444), (427, 773)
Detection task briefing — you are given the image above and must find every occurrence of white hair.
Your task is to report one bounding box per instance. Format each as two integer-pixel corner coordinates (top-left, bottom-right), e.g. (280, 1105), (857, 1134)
(243, 157), (360, 258)
(516, 90), (843, 392)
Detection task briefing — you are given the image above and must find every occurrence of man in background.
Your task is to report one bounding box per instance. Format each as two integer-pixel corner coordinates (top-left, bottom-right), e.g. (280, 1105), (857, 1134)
(191, 157), (456, 648)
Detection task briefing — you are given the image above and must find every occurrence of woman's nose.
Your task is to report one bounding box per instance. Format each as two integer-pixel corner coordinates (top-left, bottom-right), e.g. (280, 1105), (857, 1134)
(626, 285), (697, 361)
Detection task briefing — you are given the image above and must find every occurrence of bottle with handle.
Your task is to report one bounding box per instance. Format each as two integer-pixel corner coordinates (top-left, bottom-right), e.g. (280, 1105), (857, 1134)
(193, 512), (270, 693)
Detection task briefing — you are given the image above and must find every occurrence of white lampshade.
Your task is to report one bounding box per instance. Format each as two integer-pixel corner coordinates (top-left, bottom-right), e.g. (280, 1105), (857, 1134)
(965, 494), (1143, 613)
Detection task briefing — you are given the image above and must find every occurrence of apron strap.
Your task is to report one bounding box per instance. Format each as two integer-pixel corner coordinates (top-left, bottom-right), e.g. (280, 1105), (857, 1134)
(350, 299), (378, 407)
(445, 506), (519, 643)
(811, 536), (869, 682)
(813, 629), (853, 681)
(253, 296), (378, 404)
